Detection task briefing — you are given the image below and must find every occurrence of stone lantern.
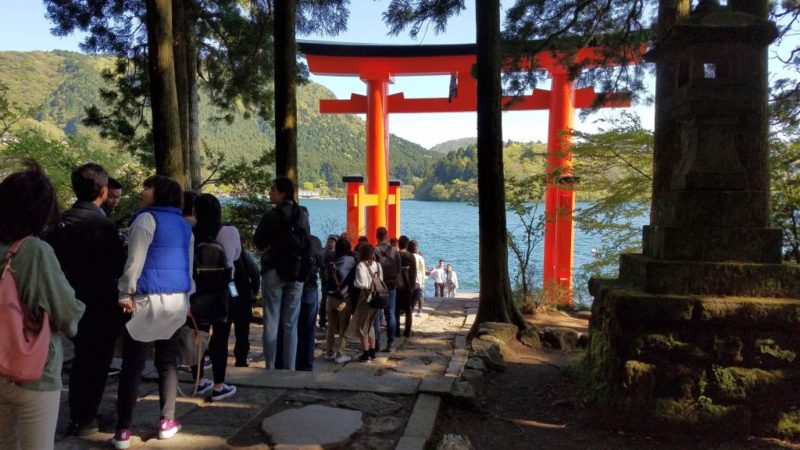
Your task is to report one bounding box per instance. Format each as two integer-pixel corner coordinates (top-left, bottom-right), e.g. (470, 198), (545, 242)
(586, 0), (800, 437)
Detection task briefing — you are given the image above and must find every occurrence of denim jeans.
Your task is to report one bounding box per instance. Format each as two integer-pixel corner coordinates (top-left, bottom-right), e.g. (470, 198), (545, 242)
(262, 269), (303, 370)
(295, 287), (319, 371)
(372, 288), (397, 350)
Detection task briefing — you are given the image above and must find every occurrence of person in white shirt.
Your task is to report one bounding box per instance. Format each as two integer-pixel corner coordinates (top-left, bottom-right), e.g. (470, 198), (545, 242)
(445, 264), (459, 297)
(429, 259), (447, 298)
(408, 240), (426, 316)
(347, 243), (383, 362)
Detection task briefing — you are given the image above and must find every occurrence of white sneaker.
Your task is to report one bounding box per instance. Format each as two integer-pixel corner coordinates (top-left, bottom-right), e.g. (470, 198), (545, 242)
(324, 353), (335, 361)
(335, 355), (352, 364)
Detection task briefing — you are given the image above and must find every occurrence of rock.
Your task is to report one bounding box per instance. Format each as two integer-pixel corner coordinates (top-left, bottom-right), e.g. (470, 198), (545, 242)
(519, 326), (542, 348)
(465, 357), (487, 372)
(573, 310), (592, 321)
(450, 380), (477, 410)
(476, 334), (513, 357)
(542, 327), (580, 350)
(365, 416), (405, 434)
(284, 391), (328, 404)
(460, 369), (484, 384)
(477, 322), (519, 344)
(350, 436), (398, 450)
(471, 342), (506, 372)
(339, 392), (403, 416)
(436, 434), (475, 450)
(262, 405), (362, 448)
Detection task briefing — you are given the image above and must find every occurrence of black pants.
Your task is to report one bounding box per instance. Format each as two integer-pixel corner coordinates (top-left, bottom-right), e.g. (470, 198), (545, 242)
(192, 318), (233, 384)
(69, 308), (123, 425)
(434, 282), (445, 297)
(395, 288), (413, 337)
(230, 297), (252, 366)
(116, 327), (180, 430)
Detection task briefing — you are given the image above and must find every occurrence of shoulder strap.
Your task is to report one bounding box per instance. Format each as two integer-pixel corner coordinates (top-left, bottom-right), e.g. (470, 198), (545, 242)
(1, 236), (32, 279)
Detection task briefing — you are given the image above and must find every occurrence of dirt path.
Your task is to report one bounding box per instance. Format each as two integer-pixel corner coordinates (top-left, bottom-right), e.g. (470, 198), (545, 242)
(433, 311), (795, 450)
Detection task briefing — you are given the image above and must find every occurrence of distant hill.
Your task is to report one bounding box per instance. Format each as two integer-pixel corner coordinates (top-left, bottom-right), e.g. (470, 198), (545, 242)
(0, 50), (440, 193)
(429, 137), (477, 154)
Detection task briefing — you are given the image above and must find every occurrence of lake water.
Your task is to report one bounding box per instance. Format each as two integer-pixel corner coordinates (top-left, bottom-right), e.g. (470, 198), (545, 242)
(301, 199), (648, 302)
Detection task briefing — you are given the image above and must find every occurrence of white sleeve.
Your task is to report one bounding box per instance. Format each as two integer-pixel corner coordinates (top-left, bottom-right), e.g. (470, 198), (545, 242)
(118, 213), (156, 299)
(354, 262), (371, 289)
(216, 225), (242, 276)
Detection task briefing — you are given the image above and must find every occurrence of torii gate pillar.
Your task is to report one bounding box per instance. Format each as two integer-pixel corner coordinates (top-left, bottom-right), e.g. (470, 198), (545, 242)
(365, 77), (390, 243)
(543, 70), (577, 302)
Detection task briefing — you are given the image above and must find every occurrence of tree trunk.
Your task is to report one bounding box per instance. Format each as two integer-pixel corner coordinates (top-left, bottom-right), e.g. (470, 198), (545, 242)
(185, 0), (202, 191)
(146, 0), (186, 186)
(172, 0), (191, 186)
(473, 0), (526, 332)
(274, 0), (298, 197)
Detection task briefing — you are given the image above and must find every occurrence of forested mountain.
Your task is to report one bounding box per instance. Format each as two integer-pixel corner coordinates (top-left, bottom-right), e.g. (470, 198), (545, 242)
(429, 137), (477, 154)
(0, 51), (439, 194)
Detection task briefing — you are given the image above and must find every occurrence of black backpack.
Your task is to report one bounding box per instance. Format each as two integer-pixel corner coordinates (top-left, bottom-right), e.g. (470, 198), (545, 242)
(273, 205), (313, 283)
(325, 261), (348, 299)
(191, 234), (232, 324)
(375, 245), (400, 288)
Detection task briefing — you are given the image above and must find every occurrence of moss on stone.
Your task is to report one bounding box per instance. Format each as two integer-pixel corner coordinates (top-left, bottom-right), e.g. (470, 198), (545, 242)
(631, 333), (708, 364)
(653, 399), (752, 433)
(755, 338), (796, 365)
(710, 366), (796, 401)
(777, 411), (800, 437)
(713, 335), (744, 363)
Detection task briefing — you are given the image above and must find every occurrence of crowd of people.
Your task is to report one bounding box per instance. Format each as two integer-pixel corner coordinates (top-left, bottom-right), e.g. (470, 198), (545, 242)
(0, 160), (460, 449)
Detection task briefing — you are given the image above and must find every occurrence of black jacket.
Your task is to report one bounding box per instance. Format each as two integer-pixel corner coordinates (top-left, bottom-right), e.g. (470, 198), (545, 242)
(44, 201), (125, 312)
(253, 202), (310, 271)
(303, 235), (325, 291)
(234, 250), (262, 304)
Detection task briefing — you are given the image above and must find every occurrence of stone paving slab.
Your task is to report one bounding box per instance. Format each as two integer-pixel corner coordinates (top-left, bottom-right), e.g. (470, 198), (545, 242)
(398, 393), (442, 448)
(227, 367), (315, 389)
(308, 372), (421, 395)
(419, 376), (455, 395)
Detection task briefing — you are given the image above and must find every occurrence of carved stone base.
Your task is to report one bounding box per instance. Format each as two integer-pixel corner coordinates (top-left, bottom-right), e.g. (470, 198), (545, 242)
(586, 277), (800, 436)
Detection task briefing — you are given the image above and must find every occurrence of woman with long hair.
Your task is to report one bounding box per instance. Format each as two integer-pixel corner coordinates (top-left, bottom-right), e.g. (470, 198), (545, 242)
(113, 175), (193, 449)
(0, 161), (85, 450)
(347, 243), (383, 362)
(190, 193), (240, 400)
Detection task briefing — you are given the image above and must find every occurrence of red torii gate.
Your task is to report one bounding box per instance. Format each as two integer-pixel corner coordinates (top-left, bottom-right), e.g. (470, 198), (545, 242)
(299, 41), (636, 303)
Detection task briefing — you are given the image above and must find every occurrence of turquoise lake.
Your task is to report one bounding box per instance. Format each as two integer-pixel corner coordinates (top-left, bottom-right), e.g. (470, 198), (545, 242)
(300, 199), (649, 303)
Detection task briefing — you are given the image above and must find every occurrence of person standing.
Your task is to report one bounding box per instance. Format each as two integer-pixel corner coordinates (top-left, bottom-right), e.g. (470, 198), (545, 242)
(102, 176), (123, 217)
(112, 175), (193, 449)
(318, 234), (338, 330)
(44, 163), (125, 436)
(232, 248), (261, 367)
(0, 162), (85, 450)
(324, 238), (356, 363)
(445, 264), (459, 297)
(429, 259), (446, 297)
(409, 240), (426, 316)
(190, 193), (240, 401)
(373, 227), (401, 353)
(395, 235), (417, 338)
(348, 243), (383, 362)
(253, 177), (311, 370)
(295, 235), (324, 371)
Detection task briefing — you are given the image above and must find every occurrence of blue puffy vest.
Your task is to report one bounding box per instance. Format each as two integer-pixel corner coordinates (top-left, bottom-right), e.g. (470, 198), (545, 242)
(130, 206), (192, 295)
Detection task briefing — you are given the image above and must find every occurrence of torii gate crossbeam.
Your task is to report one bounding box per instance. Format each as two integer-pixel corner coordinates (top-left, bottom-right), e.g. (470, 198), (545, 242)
(299, 41), (638, 304)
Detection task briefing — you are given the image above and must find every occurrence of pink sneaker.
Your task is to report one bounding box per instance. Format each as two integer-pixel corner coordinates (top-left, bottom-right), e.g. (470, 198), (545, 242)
(111, 429), (131, 449)
(158, 418), (181, 440)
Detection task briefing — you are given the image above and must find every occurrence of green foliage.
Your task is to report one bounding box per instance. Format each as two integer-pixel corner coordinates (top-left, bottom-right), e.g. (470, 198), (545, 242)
(429, 137), (476, 154)
(0, 50), (439, 197)
(571, 113), (652, 286)
(0, 130), (132, 207)
(506, 172), (547, 307)
(769, 138), (800, 262)
(415, 141), (546, 201)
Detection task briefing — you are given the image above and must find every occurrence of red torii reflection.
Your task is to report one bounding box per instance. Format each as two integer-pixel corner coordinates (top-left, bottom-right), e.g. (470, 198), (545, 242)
(299, 41), (638, 304)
